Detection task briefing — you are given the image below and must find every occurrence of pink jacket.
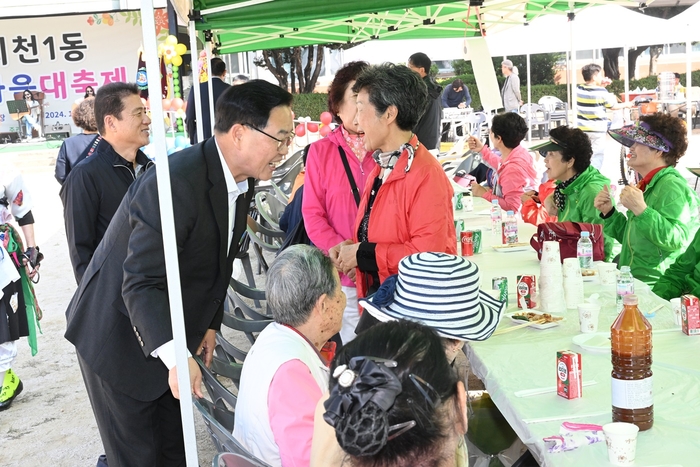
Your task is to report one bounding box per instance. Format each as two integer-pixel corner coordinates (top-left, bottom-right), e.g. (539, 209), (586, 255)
(302, 127), (376, 287)
(480, 144), (537, 213)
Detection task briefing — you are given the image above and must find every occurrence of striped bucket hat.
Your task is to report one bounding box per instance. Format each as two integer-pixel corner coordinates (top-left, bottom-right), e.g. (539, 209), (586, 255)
(359, 252), (505, 341)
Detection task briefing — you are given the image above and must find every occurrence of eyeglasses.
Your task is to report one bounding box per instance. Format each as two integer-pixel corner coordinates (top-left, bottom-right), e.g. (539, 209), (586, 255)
(247, 125), (293, 151)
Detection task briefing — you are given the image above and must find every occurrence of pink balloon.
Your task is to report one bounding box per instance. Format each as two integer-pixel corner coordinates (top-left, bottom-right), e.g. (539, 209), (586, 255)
(320, 125), (332, 137)
(162, 98), (172, 111)
(295, 123), (306, 137)
(307, 122), (319, 133)
(320, 111), (333, 125)
(170, 97), (184, 111)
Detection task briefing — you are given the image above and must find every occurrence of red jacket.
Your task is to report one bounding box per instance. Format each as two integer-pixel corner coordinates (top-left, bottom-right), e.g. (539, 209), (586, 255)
(521, 180), (557, 226)
(353, 140), (457, 299)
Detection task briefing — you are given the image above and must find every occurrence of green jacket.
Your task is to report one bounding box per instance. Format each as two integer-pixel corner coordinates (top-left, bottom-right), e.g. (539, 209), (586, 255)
(653, 228), (700, 300)
(603, 166), (700, 286)
(558, 166), (615, 261)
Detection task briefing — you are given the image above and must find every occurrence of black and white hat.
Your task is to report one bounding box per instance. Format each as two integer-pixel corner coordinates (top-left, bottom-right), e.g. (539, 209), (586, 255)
(359, 252), (505, 341)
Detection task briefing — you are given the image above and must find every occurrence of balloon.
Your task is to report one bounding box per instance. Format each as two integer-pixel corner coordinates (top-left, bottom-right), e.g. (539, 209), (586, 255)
(166, 35), (178, 46)
(140, 97), (147, 107)
(320, 111), (333, 125)
(295, 123), (306, 137)
(320, 125), (332, 137)
(175, 43), (187, 55)
(171, 98), (184, 110)
(175, 135), (189, 148)
(175, 108), (186, 119)
(172, 65), (179, 71)
(306, 122), (319, 133)
(171, 55), (183, 67)
(167, 147), (177, 155)
(162, 98), (172, 111)
(165, 138), (175, 150)
(200, 50), (207, 58)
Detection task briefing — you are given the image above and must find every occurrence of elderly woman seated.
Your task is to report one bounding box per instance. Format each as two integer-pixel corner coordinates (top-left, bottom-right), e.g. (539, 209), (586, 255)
(233, 245), (347, 467)
(311, 252), (506, 466)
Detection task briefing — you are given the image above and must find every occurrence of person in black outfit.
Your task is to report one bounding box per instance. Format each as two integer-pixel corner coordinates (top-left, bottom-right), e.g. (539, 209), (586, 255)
(185, 57), (230, 144)
(55, 97), (98, 185)
(64, 80), (294, 467)
(60, 82), (154, 285)
(408, 52), (442, 151)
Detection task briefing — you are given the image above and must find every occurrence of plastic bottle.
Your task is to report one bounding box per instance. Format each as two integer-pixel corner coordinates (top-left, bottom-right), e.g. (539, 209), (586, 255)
(616, 266), (634, 310)
(577, 231), (593, 270)
(501, 210), (518, 244)
(611, 294), (653, 431)
(490, 200), (502, 235)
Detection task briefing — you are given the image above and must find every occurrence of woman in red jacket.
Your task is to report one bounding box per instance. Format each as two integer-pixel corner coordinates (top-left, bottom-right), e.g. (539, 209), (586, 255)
(331, 64), (456, 303)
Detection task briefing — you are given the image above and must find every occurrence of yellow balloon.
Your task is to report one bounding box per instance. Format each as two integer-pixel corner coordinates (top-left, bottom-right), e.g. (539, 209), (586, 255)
(166, 35), (178, 46)
(171, 55), (183, 67)
(175, 43), (187, 56)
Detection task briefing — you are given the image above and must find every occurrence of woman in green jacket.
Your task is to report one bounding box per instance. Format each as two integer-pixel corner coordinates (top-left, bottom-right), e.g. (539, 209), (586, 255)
(653, 228), (700, 300)
(531, 126), (614, 260)
(594, 114), (700, 286)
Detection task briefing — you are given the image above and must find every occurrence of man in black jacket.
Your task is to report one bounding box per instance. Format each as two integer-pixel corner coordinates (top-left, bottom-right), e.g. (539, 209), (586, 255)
(408, 52), (442, 151)
(60, 82), (154, 284)
(65, 80), (294, 467)
(185, 57), (230, 144)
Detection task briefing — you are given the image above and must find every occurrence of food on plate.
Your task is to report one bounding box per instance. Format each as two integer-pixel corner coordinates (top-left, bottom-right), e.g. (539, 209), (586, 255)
(512, 312), (564, 323)
(492, 242), (530, 249)
(581, 269), (597, 277)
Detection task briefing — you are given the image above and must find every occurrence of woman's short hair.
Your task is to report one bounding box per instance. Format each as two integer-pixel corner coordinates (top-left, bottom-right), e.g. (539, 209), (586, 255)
(491, 112), (528, 149)
(214, 79), (293, 134)
(640, 113), (688, 166)
(582, 63), (602, 83)
(352, 64), (428, 132)
(328, 320), (459, 466)
(266, 245), (337, 328)
(327, 61), (370, 124)
(73, 97), (97, 132)
(548, 126), (592, 174)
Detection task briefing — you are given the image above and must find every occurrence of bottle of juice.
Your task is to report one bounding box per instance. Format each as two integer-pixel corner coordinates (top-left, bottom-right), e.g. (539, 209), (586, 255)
(611, 294), (653, 431)
(490, 200), (501, 235)
(501, 210), (518, 244)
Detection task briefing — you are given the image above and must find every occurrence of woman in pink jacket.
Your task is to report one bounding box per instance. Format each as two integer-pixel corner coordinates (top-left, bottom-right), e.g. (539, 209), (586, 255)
(302, 61), (376, 344)
(468, 113), (537, 213)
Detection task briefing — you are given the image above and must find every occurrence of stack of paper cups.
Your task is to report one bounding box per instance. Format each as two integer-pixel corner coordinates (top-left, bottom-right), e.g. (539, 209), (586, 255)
(539, 241), (565, 313)
(562, 258), (585, 309)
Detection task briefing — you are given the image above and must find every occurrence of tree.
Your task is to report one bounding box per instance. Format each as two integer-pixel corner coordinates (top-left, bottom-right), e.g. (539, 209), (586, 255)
(648, 45), (664, 76)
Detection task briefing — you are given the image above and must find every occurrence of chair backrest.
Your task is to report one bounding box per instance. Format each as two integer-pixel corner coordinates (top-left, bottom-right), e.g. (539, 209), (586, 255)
(255, 191), (286, 230)
(537, 96), (563, 111)
(519, 103), (549, 122)
(215, 331), (249, 363)
(246, 215), (286, 253)
(194, 398), (271, 466)
(273, 160), (303, 197)
(272, 148), (303, 177)
(197, 356), (238, 409)
(214, 452), (267, 467)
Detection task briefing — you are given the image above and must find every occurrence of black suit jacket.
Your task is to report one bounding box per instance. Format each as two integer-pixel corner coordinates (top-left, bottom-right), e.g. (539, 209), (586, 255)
(185, 77), (230, 145)
(65, 138), (253, 402)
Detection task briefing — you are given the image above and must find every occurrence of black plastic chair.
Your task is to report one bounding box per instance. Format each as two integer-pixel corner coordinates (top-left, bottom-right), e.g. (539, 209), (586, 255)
(255, 191), (287, 230)
(221, 307), (272, 346)
(228, 277), (269, 320)
(246, 215), (285, 273)
(213, 452), (267, 467)
(272, 160), (303, 198)
(196, 356), (238, 409)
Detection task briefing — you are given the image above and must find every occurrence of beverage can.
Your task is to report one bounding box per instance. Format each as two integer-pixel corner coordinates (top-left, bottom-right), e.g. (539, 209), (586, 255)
(469, 229), (482, 254)
(557, 350), (583, 399)
(460, 231), (474, 257)
(492, 277), (508, 307)
(456, 192), (463, 211)
(454, 219), (465, 234)
(681, 294), (700, 336)
(516, 275), (537, 309)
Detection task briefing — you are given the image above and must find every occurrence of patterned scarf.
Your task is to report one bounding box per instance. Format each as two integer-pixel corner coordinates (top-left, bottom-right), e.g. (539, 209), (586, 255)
(340, 125), (366, 162)
(371, 134), (419, 182)
(553, 171), (582, 211)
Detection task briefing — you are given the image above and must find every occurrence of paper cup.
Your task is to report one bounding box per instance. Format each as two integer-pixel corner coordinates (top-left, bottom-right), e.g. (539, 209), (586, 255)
(598, 263), (618, 286)
(670, 297), (682, 326)
(603, 422), (639, 466)
(577, 303), (601, 333)
(563, 258), (582, 279)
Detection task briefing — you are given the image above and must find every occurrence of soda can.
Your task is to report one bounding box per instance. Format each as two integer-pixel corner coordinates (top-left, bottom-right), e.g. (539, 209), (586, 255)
(453, 192), (464, 211)
(468, 228), (482, 254)
(492, 277), (508, 307)
(460, 231), (474, 256)
(516, 274), (537, 309)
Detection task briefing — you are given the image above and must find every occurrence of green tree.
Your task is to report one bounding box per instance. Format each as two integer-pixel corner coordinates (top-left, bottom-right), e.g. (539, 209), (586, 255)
(493, 53), (563, 85)
(451, 59), (473, 76)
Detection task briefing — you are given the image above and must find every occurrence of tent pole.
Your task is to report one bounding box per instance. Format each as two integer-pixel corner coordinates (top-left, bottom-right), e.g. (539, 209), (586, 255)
(189, 20), (204, 143)
(526, 53), (531, 142)
(206, 39), (215, 137)
(141, 1), (199, 466)
(569, 14), (577, 133)
(686, 37), (692, 140)
(623, 44), (629, 103)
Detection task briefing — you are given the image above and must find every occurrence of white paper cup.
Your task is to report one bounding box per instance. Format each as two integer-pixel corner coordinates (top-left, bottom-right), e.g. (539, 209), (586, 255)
(603, 422), (639, 466)
(598, 263), (618, 286)
(577, 303), (601, 333)
(670, 297), (682, 326)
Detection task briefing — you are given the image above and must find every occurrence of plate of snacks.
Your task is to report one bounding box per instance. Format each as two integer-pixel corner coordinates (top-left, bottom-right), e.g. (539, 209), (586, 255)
(506, 311), (565, 329)
(581, 268), (598, 282)
(491, 243), (531, 253)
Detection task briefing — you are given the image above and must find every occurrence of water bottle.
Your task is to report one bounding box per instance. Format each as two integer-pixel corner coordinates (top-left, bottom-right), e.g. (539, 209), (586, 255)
(501, 210), (518, 244)
(490, 200), (502, 235)
(577, 231), (593, 270)
(616, 266), (635, 310)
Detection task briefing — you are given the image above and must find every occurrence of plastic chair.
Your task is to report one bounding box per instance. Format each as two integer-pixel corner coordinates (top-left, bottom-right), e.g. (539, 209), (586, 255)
(229, 277), (268, 318)
(519, 103), (550, 139)
(272, 160), (303, 198)
(271, 148), (303, 181)
(538, 96), (568, 128)
(221, 305), (272, 346)
(194, 398), (271, 466)
(214, 452), (268, 467)
(246, 215), (286, 273)
(255, 191), (287, 230)
(196, 356), (238, 409)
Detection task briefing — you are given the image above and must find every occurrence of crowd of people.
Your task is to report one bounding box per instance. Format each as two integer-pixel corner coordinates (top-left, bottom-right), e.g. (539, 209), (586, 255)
(2, 53), (699, 467)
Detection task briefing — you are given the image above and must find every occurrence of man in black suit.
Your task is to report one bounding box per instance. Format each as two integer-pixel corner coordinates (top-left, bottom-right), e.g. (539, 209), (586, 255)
(65, 80), (294, 467)
(186, 57), (230, 144)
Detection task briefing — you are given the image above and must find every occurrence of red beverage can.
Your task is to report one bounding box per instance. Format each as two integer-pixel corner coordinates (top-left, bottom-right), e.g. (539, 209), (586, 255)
(557, 350), (583, 400)
(460, 231), (474, 257)
(681, 294), (700, 336)
(516, 274), (537, 309)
